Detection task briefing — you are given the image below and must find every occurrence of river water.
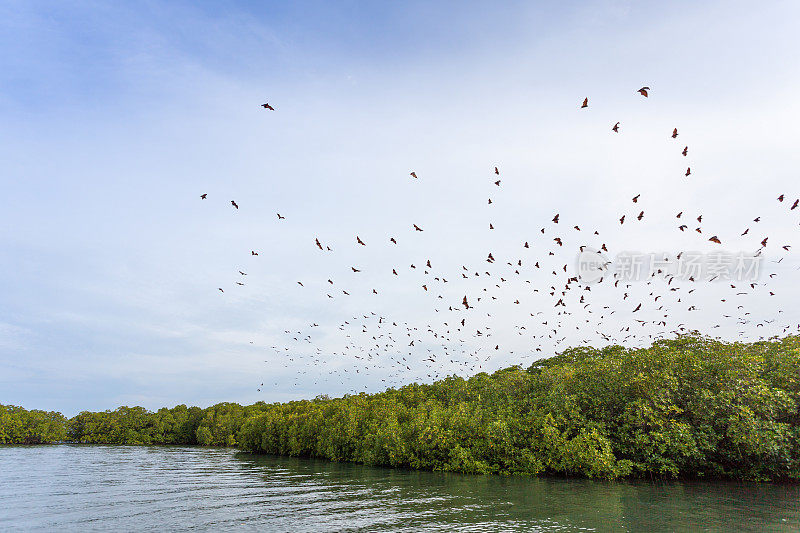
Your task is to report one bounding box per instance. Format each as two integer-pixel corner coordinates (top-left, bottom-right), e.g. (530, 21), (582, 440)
(1, 445), (798, 531)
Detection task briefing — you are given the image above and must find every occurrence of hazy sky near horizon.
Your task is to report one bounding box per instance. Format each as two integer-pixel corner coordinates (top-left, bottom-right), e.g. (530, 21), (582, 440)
(2, 1), (800, 415)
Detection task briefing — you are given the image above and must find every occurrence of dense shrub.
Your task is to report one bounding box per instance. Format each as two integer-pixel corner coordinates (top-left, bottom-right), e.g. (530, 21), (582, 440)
(3, 335), (799, 481)
(238, 335), (800, 481)
(0, 405), (67, 444)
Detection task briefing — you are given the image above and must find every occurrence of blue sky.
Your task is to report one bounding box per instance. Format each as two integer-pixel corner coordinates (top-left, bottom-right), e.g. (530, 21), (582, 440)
(2, 1), (800, 415)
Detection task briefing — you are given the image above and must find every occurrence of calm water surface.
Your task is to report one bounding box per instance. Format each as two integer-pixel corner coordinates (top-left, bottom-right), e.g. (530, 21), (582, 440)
(1, 445), (798, 532)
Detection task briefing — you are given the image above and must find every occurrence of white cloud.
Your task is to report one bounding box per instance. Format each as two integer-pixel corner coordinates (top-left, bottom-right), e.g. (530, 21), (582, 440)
(1, 0), (799, 412)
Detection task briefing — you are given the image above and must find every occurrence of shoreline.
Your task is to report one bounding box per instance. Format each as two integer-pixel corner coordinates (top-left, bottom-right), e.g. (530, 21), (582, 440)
(4, 335), (800, 483)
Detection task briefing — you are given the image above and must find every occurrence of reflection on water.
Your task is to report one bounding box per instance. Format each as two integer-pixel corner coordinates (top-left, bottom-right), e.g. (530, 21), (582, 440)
(1, 445), (798, 532)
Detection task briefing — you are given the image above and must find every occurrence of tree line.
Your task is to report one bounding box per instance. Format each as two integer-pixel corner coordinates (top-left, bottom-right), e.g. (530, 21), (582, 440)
(0, 405), (67, 444)
(3, 335), (799, 481)
(1, 402), (269, 447)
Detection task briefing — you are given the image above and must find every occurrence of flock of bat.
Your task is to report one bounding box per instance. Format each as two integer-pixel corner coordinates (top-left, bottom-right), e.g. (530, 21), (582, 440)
(197, 90), (797, 395)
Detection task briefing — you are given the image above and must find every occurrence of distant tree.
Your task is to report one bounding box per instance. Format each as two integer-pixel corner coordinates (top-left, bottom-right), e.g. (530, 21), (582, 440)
(0, 405), (67, 444)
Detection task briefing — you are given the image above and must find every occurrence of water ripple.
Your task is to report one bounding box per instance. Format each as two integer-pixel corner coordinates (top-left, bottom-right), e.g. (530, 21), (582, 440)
(0, 445), (798, 532)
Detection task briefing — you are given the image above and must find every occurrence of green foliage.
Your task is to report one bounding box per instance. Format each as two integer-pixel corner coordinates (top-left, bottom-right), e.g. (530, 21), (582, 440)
(0, 402), (268, 447)
(65, 402), (269, 446)
(239, 335), (800, 481)
(3, 335), (799, 481)
(0, 405), (67, 444)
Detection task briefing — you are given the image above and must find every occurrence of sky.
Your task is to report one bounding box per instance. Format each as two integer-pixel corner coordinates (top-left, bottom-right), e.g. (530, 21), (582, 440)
(2, 0), (800, 415)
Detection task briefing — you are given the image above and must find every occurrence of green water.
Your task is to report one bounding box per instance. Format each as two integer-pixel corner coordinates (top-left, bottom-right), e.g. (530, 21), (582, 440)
(1, 445), (798, 531)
